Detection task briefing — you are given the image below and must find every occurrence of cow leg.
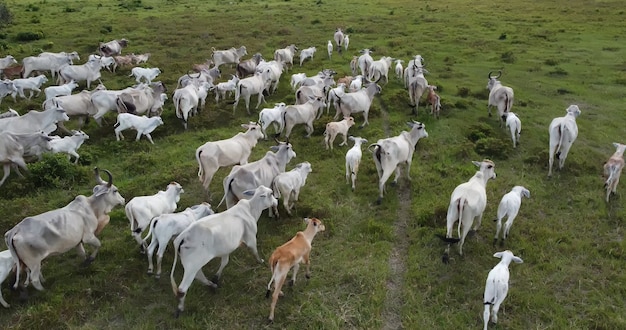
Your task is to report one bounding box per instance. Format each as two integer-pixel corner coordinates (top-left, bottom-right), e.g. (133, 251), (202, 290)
(339, 133), (348, 146)
(145, 133), (155, 144)
(82, 234), (102, 265)
(268, 270), (288, 322)
(243, 235), (264, 263)
(377, 168), (394, 204)
(195, 268), (216, 288)
(212, 255), (230, 285)
(392, 165), (402, 185)
(244, 95), (251, 115)
(146, 238), (158, 275)
(0, 164), (11, 187)
(558, 142), (573, 170)
(360, 111), (369, 128)
(76, 243), (86, 259)
(135, 130), (143, 142)
(69, 151), (80, 164)
(288, 263), (300, 286)
(305, 122), (314, 138)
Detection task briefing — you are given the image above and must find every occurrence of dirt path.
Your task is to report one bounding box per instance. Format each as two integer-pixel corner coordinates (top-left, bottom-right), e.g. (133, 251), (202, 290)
(378, 97), (409, 330)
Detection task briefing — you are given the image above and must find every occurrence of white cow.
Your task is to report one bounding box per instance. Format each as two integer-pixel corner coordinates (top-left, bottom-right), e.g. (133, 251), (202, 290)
(344, 34), (350, 52)
(44, 80), (79, 100)
(369, 121), (429, 204)
(116, 82), (168, 117)
(58, 59), (102, 89)
(0, 107), (69, 135)
(125, 182), (184, 249)
(333, 28), (345, 53)
(345, 136), (368, 191)
(299, 47), (317, 66)
(271, 161), (313, 217)
(144, 203), (214, 278)
(11, 75), (48, 100)
(357, 49), (374, 77)
(88, 54), (116, 72)
(333, 82), (381, 128)
(494, 186), (530, 245)
(487, 70), (515, 127)
(211, 46), (247, 68)
(220, 141), (296, 209)
(408, 67), (429, 116)
(99, 38), (128, 57)
(283, 96), (327, 138)
(441, 160), (496, 262)
(49, 130), (90, 164)
(604, 142), (626, 202)
(257, 60), (284, 95)
(505, 112), (522, 148)
(368, 56), (394, 84)
(548, 105), (581, 176)
(5, 168), (125, 290)
(114, 113), (164, 144)
(258, 102), (287, 139)
(173, 83), (200, 130)
(290, 72), (307, 91)
(195, 122), (264, 195)
(0, 80), (16, 105)
(0, 132), (53, 188)
(274, 45), (298, 72)
(170, 185), (278, 317)
(214, 75), (240, 103)
(129, 67), (161, 84)
(22, 54), (73, 79)
(233, 70), (271, 115)
(394, 59), (404, 81)
(327, 40), (333, 60)
(483, 250), (523, 330)
(0, 250), (16, 307)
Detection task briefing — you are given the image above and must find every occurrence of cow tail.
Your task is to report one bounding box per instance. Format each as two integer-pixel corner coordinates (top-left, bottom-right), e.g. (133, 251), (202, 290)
(217, 176), (235, 209)
(5, 229), (22, 290)
(196, 148), (204, 180)
(174, 94), (183, 119)
(116, 98), (130, 114)
(143, 217), (158, 243)
(170, 237), (182, 296)
(555, 124), (566, 158)
(456, 198), (467, 239)
(271, 177), (281, 199)
(265, 259), (279, 298)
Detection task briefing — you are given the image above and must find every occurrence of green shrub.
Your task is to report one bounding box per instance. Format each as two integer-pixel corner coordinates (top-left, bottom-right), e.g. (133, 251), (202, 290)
(467, 123), (496, 142)
(474, 137), (510, 159)
(64, 6), (79, 12)
(42, 41), (54, 50)
(501, 51), (516, 63)
(549, 67), (568, 76)
(27, 154), (90, 189)
(457, 86), (470, 97)
(15, 31), (44, 41)
(544, 58), (559, 66)
(0, 1), (12, 26)
(26, 4), (39, 11)
(30, 16), (40, 24)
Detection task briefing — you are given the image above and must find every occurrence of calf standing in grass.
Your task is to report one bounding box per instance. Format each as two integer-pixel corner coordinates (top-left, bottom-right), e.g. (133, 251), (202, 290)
(0, 250), (16, 308)
(426, 85), (441, 119)
(483, 250), (523, 330)
(114, 113), (164, 144)
(494, 186), (530, 245)
(505, 112), (521, 148)
(49, 130), (89, 164)
(271, 162), (312, 217)
(548, 105), (581, 176)
(324, 116), (355, 150)
(266, 217), (325, 323)
(345, 136), (368, 191)
(604, 142), (626, 202)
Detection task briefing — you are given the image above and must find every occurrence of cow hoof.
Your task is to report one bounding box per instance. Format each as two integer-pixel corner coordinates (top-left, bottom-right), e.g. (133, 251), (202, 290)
(390, 181), (397, 187)
(267, 318), (274, 324)
(442, 253), (449, 264)
(288, 279), (294, 287)
(211, 275), (219, 286)
(305, 273), (311, 279)
(81, 257), (95, 267)
(375, 197), (382, 205)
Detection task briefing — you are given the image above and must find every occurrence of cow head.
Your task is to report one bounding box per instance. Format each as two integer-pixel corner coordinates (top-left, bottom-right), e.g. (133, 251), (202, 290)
(93, 168), (125, 211)
(472, 159), (496, 181)
(486, 70), (502, 90)
(565, 104), (581, 118)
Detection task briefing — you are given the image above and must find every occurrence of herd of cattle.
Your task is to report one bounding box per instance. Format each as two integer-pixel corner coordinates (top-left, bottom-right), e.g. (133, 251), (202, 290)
(0, 26), (624, 326)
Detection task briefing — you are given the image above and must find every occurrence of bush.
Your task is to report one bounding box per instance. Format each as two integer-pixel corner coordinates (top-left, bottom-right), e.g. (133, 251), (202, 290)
(474, 137), (509, 159)
(42, 41), (54, 50)
(0, 1), (12, 26)
(457, 86), (471, 97)
(501, 51), (516, 63)
(16, 31), (44, 42)
(28, 154), (91, 189)
(467, 123), (496, 142)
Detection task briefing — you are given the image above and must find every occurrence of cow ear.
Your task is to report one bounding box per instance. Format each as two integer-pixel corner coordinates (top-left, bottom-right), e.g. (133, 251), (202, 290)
(303, 217), (310, 225)
(269, 146), (279, 152)
(513, 256), (524, 264)
(523, 189), (530, 198)
(92, 185), (109, 197)
(613, 142), (620, 149)
(472, 161), (481, 167)
(493, 252), (503, 259)
(242, 189), (255, 197)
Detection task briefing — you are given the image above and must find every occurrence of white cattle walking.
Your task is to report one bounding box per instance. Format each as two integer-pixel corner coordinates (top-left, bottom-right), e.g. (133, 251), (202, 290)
(548, 105), (581, 176)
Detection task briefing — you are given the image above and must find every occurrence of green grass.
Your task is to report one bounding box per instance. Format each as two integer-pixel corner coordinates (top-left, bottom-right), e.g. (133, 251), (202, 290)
(1, 0), (625, 328)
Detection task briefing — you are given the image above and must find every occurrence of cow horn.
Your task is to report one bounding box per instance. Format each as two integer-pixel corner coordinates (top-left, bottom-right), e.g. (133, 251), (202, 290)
(488, 71), (494, 79)
(274, 137), (281, 144)
(104, 169), (113, 187)
(495, 70), (502, 79)
(94, 167), (105, 185)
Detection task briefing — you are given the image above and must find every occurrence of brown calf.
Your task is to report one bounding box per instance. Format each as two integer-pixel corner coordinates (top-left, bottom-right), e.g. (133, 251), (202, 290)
(2, 65), (23, 79)
(426, 85), (441, 119)
(265, 217), (325, 322)
(604, 142), (626, 202)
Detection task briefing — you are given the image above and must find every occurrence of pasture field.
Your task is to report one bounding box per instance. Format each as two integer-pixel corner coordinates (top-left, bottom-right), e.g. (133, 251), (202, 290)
(0, 0), (625, 328)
